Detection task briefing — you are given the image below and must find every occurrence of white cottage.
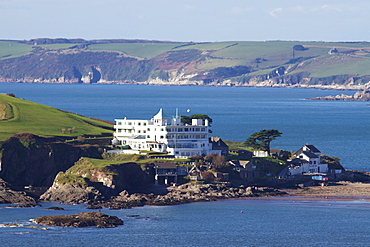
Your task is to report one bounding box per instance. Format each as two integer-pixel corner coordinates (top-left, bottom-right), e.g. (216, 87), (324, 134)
(112, 109), (221, 158)
(288, 144), (328, 175)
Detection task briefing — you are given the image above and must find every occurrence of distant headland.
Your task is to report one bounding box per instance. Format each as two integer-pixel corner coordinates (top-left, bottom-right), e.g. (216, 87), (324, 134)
(306, 89), (370, 101)
(1, 38), (370, 90)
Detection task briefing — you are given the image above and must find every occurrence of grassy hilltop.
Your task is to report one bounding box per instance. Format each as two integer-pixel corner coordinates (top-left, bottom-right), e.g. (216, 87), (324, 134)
(0, 38), (370, 88)
(0, 94), (113, 141)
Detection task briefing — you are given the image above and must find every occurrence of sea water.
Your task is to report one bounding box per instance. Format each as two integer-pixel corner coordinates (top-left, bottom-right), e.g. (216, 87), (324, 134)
(0, 83), (370, 246)
(0, 83), (368, 171)
(1, 200), (370, 246)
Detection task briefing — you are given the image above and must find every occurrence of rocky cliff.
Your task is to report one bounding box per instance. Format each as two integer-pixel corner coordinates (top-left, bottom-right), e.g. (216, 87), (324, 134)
(40, 158), (150, 204)
(0, 133), (103, 187)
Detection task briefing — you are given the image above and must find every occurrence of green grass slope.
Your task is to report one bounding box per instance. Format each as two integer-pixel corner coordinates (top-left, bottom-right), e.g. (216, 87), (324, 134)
(0, 94), (113, 141)
(87, 42), (187, 59)
(0, 41), (33, 60)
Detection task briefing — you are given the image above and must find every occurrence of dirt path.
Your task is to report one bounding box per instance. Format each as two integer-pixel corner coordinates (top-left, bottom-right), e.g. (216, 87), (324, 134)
(0, 102), (7, 119)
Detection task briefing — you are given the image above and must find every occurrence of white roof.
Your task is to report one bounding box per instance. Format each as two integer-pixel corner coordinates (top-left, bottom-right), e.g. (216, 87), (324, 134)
(153, 108), (167, 119)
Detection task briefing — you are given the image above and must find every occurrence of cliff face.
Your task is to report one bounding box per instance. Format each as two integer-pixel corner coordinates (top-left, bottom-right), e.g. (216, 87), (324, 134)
(0, 133), (103, 187)
(40, 158), (150, 204)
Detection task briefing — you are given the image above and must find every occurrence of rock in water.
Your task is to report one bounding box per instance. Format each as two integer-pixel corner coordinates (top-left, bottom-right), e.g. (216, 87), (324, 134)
(34, 212), (123, 228)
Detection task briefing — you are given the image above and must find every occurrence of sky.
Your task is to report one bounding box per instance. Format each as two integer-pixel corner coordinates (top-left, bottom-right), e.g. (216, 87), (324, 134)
(1, 0), (370, 42)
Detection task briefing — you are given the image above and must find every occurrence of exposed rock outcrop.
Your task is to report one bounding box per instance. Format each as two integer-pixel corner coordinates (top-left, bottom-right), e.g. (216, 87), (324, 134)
(39, 158), (150, 204)
(34, 212), (123, 228)
(98, 183), (286, 209)
(306, 89), (370, 101)
(39, 182), (104, 204)
(0, 179), (37, 204)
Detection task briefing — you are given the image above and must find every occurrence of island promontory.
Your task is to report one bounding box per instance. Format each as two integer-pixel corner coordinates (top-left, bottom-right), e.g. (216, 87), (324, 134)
(306, 89), (370, 101)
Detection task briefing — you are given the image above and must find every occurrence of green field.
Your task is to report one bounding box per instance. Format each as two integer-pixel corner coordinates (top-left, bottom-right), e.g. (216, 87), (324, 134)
(2, 39), (370, 85)
(0, 41), (33, 60)
(35, 43), (82, 50)
(289, 54), (370, 77)
(191, 41), (370, 71)
(87, 42), (187, 59)
(0, 94), (113, 141)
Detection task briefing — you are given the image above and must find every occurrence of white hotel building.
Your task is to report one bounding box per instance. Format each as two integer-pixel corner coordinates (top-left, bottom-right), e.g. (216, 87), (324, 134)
(112, 109), (221, 158)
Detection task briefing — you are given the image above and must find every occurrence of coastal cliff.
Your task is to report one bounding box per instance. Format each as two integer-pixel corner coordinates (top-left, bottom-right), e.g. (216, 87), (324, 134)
(40, 158), (150, 204)
(0, 133), (103, 188)
(1, 39), (370, 90)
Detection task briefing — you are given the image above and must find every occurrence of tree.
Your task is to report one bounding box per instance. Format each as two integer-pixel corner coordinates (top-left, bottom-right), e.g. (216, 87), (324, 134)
(204, 153), (227, 169)
(244, 129), (282, 155)
(293, 45), (307, 51)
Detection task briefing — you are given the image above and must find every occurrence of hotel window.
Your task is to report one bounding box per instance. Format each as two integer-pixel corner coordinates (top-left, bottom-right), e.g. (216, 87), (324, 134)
(128, 122), (132, 125)
(118, 129), (122, 133)
(138, 122), (141, 126)
(117, 122), (122, 125)
(144, 123), (147, 126)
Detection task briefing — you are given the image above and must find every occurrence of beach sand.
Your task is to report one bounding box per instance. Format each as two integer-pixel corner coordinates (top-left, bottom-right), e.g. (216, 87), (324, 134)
(276, 181), (370, 201)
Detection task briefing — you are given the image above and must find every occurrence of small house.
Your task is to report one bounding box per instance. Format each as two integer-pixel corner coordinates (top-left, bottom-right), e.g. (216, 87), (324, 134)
(154, 163), (178, 185)
(288, 145), (328, 175)
(188, 164), (203, 181)
(230, 160), (259, 180)
(209, 137), (229, 156)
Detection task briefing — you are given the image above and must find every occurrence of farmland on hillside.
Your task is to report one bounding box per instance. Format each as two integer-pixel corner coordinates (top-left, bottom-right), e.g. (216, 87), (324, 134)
(0, 39), (370, 88)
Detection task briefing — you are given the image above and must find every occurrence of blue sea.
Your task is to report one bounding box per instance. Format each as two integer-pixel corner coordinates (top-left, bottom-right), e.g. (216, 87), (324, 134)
(1, 200), (370, 246)
(0, 83), (368, 171)
(0, 83), (369, 246)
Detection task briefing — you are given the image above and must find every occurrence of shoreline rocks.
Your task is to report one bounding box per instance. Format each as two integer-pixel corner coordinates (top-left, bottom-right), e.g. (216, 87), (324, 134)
(306, 89), (370, 101)
(0, 179), (37, 204)
(34, 212), (123, 228)
(40, 182), (104, 204)
(96, 183), (286, 209)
